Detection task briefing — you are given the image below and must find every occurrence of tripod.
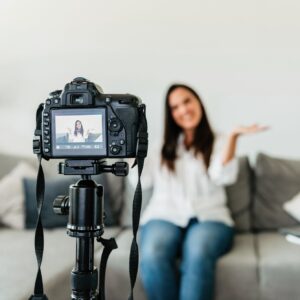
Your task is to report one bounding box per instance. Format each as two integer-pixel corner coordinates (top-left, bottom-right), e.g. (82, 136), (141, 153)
(53, 159), (128, 300)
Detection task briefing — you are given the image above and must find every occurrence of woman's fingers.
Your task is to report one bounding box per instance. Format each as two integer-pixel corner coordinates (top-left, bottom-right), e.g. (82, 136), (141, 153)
(233, 124), (270, 136)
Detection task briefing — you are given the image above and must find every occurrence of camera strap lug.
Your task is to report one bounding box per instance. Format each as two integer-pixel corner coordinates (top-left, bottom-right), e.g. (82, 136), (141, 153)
(33, 136), (41, 154)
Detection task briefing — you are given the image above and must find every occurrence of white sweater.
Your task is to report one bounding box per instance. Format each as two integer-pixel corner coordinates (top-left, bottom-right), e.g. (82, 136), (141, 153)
(129, 135), (239, 227)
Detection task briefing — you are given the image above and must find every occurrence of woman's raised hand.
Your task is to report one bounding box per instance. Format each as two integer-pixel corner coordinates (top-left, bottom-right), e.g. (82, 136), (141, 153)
(231, 124), (269, 137)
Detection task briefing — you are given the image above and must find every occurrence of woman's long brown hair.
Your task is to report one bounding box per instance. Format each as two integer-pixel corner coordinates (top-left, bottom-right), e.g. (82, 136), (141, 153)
(161, 84), (215, 172)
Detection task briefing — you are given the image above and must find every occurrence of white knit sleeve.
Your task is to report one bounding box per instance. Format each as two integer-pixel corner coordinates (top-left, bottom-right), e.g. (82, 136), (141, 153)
(208, 135), (239, 186)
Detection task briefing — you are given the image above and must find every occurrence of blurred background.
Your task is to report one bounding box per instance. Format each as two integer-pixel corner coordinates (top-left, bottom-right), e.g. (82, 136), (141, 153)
(0, 0), (299, 159)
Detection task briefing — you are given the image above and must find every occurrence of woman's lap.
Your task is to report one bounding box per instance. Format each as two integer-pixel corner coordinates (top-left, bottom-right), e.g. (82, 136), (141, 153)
(140, 219), (234, 300)
(140, 219), (234, 258)
(140, 219), (183, 260)
(182, 220), (234, 260)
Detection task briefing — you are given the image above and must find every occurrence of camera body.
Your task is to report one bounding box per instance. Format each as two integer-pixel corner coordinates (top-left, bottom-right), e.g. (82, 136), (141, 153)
(34, 77), (142, 159)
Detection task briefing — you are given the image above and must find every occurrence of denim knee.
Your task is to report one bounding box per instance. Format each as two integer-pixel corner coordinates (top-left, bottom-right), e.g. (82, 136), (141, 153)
(141, 241), (173, 264)
(181, 246), (216, 274)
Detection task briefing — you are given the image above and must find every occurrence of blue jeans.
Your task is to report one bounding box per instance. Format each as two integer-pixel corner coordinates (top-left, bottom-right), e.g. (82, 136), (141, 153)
(140, 218), (234, 300)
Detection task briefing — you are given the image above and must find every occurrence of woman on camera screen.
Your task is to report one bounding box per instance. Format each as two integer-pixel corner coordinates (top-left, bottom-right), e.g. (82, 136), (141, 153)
(67, 120), (89, 143)
(135, 84), (267, 300)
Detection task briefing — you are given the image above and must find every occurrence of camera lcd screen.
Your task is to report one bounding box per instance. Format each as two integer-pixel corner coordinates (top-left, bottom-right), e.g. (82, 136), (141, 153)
(51, 108), (107, 157)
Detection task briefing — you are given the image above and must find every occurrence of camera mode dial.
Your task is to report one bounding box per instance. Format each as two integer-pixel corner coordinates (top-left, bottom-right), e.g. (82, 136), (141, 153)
(108, 117), (123, 133)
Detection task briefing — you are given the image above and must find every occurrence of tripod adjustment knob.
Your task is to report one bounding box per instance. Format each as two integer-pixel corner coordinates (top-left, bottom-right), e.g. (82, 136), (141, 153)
(113, 162), (129, 176)
(53, 195), (69, 215)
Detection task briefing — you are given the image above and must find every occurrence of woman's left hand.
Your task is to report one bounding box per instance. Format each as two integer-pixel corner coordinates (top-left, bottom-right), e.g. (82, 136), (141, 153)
(231, 124), (269, 138)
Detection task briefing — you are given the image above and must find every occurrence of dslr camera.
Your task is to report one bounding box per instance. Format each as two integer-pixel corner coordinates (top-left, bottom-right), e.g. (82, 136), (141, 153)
(33, 77), (142, 159)
(30, 78), (148, 300)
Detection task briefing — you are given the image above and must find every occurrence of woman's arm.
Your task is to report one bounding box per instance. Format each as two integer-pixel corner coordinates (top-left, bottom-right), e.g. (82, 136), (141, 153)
(221, 133), (238, 165)
(221, 124), (269, 165)
(209, 124), (268, 185)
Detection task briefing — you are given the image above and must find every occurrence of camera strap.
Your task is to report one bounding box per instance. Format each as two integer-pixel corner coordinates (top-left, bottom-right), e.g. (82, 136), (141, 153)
(97, 236), (118, 300)
(29, 106), (48, 300)
(128, 104), (148, 300)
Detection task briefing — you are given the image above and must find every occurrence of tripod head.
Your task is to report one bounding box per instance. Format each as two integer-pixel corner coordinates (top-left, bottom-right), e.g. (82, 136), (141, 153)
(58, 159), (129, 177)
(53, 159), (128, 237)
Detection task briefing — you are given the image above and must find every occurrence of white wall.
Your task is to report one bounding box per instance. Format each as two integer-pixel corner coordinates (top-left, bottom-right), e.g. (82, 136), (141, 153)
(0, 0), (299, 160)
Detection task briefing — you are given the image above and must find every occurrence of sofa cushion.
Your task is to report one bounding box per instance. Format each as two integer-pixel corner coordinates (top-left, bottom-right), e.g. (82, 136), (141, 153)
(103, 229), (258, 300)
(121, 157), (253, 232)
(0, 162), (36, 229)
(253, 153), (300, 230)
(215, 233), (259, 300)
(101, 228), (146, 300)
(0, 227), (121, 300)
(256, 232), (300, 300)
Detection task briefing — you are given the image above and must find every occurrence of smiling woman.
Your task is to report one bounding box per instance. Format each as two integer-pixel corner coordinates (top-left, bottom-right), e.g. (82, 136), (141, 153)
(162, 84), (214, 172)
(169, 87), (203, 132)
(137, 83), (267, 300)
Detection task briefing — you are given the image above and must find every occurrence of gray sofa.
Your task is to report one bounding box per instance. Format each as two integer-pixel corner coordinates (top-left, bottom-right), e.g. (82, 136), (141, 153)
(1, 152), (300, 300)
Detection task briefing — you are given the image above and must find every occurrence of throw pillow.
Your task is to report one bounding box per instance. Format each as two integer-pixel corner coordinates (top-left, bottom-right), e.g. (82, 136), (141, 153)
(24, 177), (75, 229)
(0, 152), (37, 181)
(24, 174), (119, 228)
(0, 162), (36, 229)
(283, 192), (300, 222)
(253, 153), (300, 230)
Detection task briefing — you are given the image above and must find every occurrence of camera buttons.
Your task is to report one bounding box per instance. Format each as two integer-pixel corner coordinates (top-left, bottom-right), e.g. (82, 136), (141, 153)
(44, 130), (49, 135)
(44, 121), (49, 126)
(54, 98), (60, 104)
(44, 148), (50, 153)
(120, 139), (125, 145)
(44, 139), (50, 144)
(43, 112), (49, 117)
(108, 118), (122, 132)
(46, 99), (51, 105)
(110, 145), (121, 155)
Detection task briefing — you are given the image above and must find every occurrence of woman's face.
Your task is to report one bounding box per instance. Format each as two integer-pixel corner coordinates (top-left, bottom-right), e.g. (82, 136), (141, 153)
(76, 121), (82, 129)
(168, 87), (202, 132)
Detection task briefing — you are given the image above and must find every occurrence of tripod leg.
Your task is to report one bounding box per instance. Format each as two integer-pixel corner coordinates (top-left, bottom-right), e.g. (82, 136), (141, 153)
(71, 238), (98, 300)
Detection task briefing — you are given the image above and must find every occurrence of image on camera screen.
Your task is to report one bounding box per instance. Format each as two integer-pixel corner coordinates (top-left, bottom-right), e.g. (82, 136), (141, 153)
(51, 108), (107, 157)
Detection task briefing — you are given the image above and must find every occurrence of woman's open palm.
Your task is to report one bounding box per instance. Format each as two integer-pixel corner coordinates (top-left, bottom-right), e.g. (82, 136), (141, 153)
(233, 124), (269, 137)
